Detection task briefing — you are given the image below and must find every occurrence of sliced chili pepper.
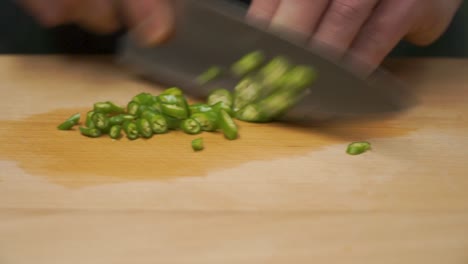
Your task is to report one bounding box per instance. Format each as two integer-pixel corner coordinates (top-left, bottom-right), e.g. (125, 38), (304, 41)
(161, 104), (189, 120)
(92, 113), (110, 131)
(109, 125), (122, 139)
(346, 142), (371, 155)
(123, 121), (139, 140)
(191, 138), (204, 151)
(180, 118), (202, 135)
(143, 112), (169, 134)
(189, 103), (213, 115)
(191, 112), (218, 132)
(136, 118), (153, 138)
(57, 113), (80, 130)
(231, 50), (265, 77)
(127, 101), (140, 116)
(197, 66), (222, 85)
(79, 127), (102, 138)
(207, 88), (233, 107)
(161, 87), (183, 96)
(132, 92), (154, 105)
(218, 109), (238, 140)
(85, 111), (95, 128)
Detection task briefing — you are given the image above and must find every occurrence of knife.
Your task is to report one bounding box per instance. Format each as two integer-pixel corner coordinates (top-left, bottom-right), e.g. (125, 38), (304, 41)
(117, 0), (413, 121)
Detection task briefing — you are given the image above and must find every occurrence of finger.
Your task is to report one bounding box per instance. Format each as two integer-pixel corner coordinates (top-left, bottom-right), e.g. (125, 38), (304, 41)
(71, 0), (120, 34)
(346, 0), (418, 74)
(123, 0), (175, 45)
(312, 0), (379, 57)
(405, 0), (462, 46)
(17, 0), (67, 26)
(246, 0), (280, 28)
(269, 0), (330, 40)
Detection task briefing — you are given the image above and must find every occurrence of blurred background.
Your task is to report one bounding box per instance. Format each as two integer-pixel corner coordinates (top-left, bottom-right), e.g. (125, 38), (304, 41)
(0, 0), (467, 57)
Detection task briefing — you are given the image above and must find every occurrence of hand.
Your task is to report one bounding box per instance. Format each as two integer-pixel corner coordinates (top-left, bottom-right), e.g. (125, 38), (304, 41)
(247, 0), (462, 73)
(16, 0), (175, 45)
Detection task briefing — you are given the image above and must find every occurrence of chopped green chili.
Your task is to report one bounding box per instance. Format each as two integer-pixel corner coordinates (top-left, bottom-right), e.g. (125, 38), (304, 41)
(162, 87), (183, 96)
(180, 118), (202, 135)
(144, 113), (169, 134)
(231, 50), (265, 77)
(123, 121), (139, 140)
(189, 103), (213, 115)
(109, 125), (122, 139)
(207, 88), (233, 107)
(85, 111), (95, 128)
(161, 104), (189, 120)
(191, 112), (218, 132)
(92, 113), (110, 131)
(57, 113), (80, 130)
(346, 142), (371, 155)
(127, 101), (140, 116)
(132, 92), (154, 105)
(218, 109), (238, 140)
(197, 66), (222, 85)
(211, 101), (234, 117)
(191, 138), (204, 151)
(233, 78), (263, 111)
(136, 118), (153, 138)
(79, 127), (102, 138)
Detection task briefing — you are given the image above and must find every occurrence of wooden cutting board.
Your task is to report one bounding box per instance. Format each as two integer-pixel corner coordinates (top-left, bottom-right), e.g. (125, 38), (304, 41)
(1, 56), (467, 264)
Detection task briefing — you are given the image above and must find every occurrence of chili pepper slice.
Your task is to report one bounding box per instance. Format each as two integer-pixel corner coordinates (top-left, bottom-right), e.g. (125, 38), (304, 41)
(180, 118), (202, 135)
(57, 113), (80, 130)
(218, 109), (238, 140)
(136, 118), (153, 138)
(191, 138), (204, 151)
(123, 121), (139, 140)
(231, 50), (265, 77)
(109, 125), (122, 139)
(346, 142), (371, 155)
(79, 127), (102, 138)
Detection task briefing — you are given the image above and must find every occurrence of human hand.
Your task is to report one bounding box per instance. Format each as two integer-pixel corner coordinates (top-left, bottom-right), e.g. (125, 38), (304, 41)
(16, 0), (175, 45)
(247, 0), (462, 73)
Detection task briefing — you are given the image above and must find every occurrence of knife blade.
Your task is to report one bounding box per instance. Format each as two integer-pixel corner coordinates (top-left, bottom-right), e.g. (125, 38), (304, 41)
(117, 0), (413, 121)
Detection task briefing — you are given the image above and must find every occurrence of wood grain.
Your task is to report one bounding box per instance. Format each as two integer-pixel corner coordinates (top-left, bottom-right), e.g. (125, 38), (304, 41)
(0, 56), (468, 264)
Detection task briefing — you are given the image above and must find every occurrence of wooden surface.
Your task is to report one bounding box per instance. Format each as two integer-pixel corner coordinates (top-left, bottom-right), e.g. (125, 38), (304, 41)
(0, 56), (468, 264)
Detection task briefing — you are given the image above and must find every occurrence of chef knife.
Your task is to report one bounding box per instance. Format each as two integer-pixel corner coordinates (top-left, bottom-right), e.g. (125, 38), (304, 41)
(118, 0), (413, 121)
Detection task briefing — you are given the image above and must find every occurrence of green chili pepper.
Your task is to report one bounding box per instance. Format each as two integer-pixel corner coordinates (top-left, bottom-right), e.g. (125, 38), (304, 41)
(136, 118), (153, 138)
(346, 142), (371, 155)
(85, 111), (95, 128)
(207, 88), (233, 107)
(189, 103), (213, 115)
(180, 118), (202, 135)
(164, 115), (181, 130)
(277, 65), (317, 93)
(143, 113), (169, 134)
(79, 127), (102, 138)
(218, 109), (238, 140)
(127, 101), (140, 116)
(191, 138), (204, 151)
(161, 87), (183, 96)
(191, 112), (218, 132)
(157, 94), (180, 105)
(258, 56), (291, 90)
(161, 104), (189, 120)
(57, 113), (80, 130)
(231, 50), (265, 77)
(123, 121), (139, 140)
(109, 114), (136, 126)
(233, 77), (263, 111)
(132, 92), (154, 105)
(211, 101), (234, 117)
(197, 66), (222, 85)
(235, 104), (269, 123)
(109, 125), (122, 139)
(137, 105), (159, 117)
(91, 112), (110, 131)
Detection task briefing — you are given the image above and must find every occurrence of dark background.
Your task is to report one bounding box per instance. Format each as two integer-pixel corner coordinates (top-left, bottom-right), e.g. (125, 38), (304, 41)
(0, 0), (467, 56)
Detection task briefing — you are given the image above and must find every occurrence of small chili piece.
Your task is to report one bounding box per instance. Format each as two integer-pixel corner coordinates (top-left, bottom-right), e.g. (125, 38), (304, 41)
(57, 113), (80, 130)
(123, 121), (139, 140)
(218, 109), (238, 140)
(180, 118), (202, 135)
(109, 125), (122, 139)
(191, 138), (204, 151)
(346, 142), (371, 155)
(79, 127), (102, 138)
